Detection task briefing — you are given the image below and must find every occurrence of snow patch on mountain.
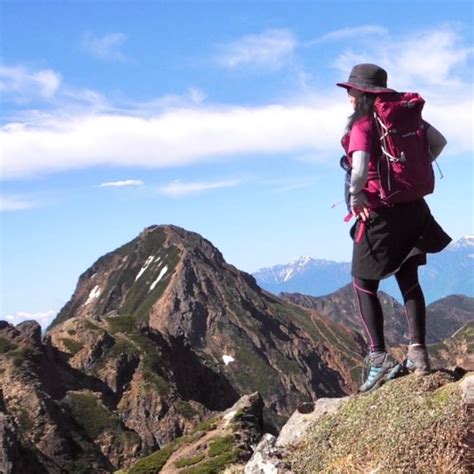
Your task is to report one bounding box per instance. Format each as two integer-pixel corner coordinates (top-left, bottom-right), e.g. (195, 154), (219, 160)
(222, 355), (235, 365)
(149, 265), (168, 291)
(85, 285), (101, 304)
(135, 256), (155, 281)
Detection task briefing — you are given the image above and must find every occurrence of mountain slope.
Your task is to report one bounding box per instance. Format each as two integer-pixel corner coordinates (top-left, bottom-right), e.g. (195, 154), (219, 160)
(428, 322), (473, 370)
(1, 225), (370, 471)
(281, 284), (407, 345)
(49, 225), (366, 417)
(281, 287), (474, 345)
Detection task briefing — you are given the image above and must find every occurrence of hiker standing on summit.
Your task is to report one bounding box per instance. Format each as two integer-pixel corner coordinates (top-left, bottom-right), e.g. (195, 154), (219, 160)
(337, 64), (452, 392)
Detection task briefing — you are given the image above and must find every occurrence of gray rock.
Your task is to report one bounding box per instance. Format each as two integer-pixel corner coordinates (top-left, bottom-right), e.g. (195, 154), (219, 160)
(244, 434), (291, 474)
(16, 320), (42, 346)
(276, 396), (349, 448)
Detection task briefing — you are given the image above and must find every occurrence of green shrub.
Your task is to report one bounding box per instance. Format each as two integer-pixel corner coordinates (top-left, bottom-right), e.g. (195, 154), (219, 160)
(61, 338), (83, 355)
(65, 392), (121, 439)
(176, 400), (197, 420)
(16, 409), (34, 433)
(180, 450), (239, 474)
(106, 315), (137, 334)
(0, 337), (17, 353)
(83, 320), (100, 331)
(142, 369), (170, 395)
(11, 347), (32, 367)
(108, 337), (139, 359)
(128, 440), (180, 474)
(174, 453), (205, 468)
(208, 435), (235, 457)
(190, 416), (220, 434)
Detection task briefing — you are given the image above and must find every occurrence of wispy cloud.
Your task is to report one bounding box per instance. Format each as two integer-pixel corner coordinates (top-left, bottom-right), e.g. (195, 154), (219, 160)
(99, 179), (144, 188)
(217, 29), (297, 69)
(159, 179), (240, 197)
(334, 27), (473, 89)
(82, 32), (127, 61)
(0, 195), (37, 212)
(0, 65), (62, 102)
(3, 310), (57, 329)
(307, 25), (388, 45)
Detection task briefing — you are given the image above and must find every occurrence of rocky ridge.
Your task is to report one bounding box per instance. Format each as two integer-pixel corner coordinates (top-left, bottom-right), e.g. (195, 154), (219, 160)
(1, 225), (367, 472)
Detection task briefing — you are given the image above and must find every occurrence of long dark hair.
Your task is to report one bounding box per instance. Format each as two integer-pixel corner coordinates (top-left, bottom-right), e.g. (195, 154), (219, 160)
(347, 93), (377, 130)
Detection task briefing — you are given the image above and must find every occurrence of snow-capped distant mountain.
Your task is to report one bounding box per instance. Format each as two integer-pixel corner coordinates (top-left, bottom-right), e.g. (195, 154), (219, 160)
(254, 257), (351, 297)
(449, 235), (474, 248)
(253, 236), (474, 303)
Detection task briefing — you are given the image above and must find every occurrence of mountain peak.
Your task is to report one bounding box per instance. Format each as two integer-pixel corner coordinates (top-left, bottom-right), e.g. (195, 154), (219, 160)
(449, 235), (474, 249)
(289, 256), (314, 266)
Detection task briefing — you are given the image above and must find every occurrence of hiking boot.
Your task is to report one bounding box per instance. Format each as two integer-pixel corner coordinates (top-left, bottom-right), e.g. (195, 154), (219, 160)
(359, 351), (402, 393)
(405, 344), (431, 376)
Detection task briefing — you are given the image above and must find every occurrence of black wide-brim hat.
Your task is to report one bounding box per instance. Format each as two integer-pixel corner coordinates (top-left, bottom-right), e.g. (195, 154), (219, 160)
(337, 63), (395, 93)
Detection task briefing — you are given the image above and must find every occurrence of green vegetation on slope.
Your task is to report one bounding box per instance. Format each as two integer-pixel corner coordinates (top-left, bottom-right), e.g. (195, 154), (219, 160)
(0, 337), (17, 353)
(289, 372), (468, 473)
(65, 392), (123, 439)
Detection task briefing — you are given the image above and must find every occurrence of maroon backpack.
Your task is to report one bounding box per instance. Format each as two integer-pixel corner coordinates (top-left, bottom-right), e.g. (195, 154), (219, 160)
(369, 92), (434, 205)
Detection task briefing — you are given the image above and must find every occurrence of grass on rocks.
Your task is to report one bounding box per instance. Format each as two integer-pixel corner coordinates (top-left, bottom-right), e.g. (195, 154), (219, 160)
(289, 371), (468, 473)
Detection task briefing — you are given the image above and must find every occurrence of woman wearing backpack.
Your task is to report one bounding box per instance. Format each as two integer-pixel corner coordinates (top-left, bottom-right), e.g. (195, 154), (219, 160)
(337, 63), (451, 392)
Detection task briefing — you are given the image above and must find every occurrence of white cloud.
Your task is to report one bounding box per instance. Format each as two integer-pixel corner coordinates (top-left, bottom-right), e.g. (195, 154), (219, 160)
(99, 179), (144, 187)
(1, 26), (471, 181)
(0, 65), (62, 101)
(3, 310), (57, 329)
(0, 102), (345, 180)
(82, 32), (127, 61)
(159, 179), (240, 197)
(0, 196), (37, 212)
(333, 27), (472, 89)
(217, 29), (297, 69)
(308, 25), (388, 44)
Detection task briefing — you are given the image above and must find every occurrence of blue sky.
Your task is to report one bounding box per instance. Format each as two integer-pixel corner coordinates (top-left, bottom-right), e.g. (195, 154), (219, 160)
(1, 0), (473, 328)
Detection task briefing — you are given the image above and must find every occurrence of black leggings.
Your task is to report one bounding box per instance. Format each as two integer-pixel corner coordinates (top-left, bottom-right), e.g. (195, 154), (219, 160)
(352, 258), (426, 352)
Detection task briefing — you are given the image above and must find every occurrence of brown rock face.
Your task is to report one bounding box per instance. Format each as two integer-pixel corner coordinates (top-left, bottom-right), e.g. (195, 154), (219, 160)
(2, 225), (368, 470)
(428, 322), (473, 371)
(0, 322), (116, 473)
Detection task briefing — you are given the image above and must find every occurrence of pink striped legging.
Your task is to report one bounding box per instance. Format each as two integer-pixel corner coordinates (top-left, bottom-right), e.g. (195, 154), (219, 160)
(352, 258), (425, 353)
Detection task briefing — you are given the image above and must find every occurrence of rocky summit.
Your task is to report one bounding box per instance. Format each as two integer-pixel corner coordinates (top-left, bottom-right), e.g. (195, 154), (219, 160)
(1, 225), (367, 472)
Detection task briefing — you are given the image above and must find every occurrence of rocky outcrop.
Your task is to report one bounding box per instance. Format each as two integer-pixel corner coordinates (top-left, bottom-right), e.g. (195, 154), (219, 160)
(0, 322), (117, 473)
(126, 392), (264, 473)
(244, 396), (349, 473)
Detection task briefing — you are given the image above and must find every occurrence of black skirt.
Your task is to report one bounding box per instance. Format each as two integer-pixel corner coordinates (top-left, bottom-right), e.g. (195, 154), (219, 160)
(351, 199), (452, 280)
